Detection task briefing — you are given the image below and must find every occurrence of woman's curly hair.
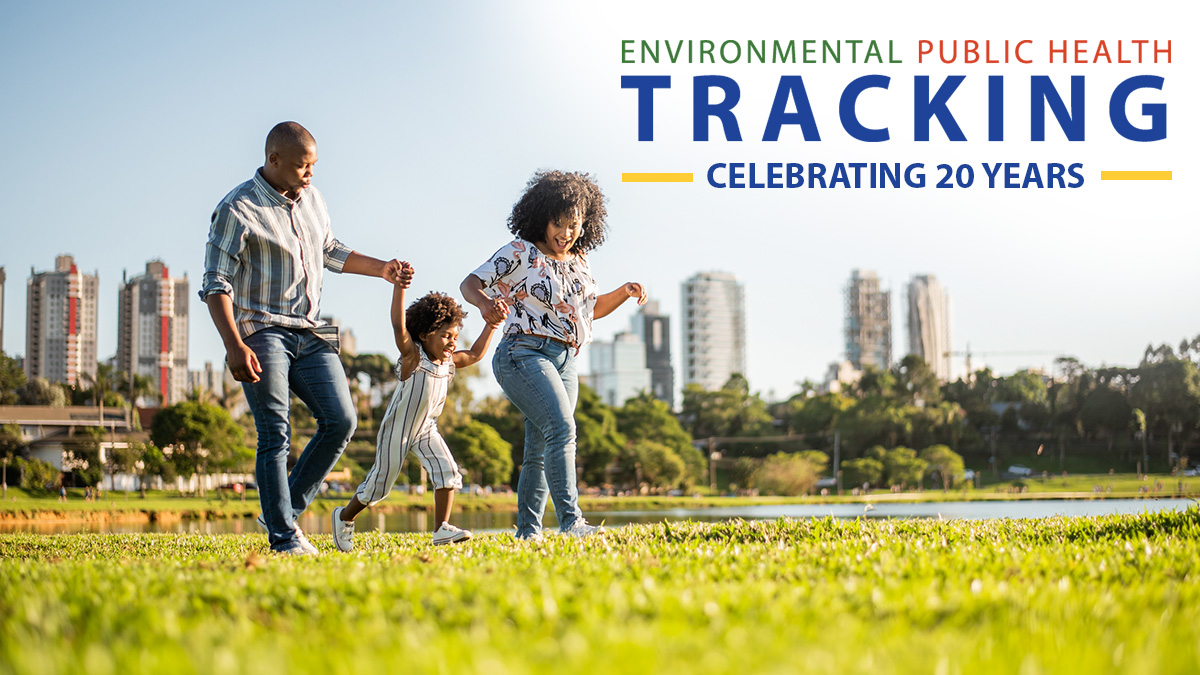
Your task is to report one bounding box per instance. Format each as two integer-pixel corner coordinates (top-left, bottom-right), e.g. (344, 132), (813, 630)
(508, 170), (608, 254)
(406, 292), (467, 340)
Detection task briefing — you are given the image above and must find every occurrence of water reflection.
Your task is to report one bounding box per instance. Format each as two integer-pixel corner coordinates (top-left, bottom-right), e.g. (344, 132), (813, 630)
(0, 498), (1192, 535)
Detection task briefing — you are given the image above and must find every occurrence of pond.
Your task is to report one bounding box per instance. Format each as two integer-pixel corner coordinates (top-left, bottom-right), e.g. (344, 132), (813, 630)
(1, 498), (1193, 535)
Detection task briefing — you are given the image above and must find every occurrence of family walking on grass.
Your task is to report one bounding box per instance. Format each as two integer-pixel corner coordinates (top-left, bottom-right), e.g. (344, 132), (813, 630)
(202, 121), (646, 555)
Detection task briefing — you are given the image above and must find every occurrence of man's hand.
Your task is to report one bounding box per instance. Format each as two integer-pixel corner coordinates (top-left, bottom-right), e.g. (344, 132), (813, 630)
(226, 343), (262, 383)
(381, 259), (413, 287)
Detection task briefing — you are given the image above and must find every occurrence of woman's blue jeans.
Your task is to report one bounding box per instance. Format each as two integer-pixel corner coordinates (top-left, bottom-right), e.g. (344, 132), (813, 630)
(242, 326), (356, 552)
(493, 334), (583, 537)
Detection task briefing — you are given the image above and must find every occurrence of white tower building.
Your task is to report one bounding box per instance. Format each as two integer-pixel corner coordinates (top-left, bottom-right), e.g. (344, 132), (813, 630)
(681, 272), (746, 391)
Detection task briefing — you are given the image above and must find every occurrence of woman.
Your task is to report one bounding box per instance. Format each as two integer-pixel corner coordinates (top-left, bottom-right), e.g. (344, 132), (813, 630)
(461, 170), (646, 539)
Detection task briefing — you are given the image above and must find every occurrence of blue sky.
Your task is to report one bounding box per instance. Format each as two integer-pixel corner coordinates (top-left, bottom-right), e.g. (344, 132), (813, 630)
(1, 0), (1194, 402)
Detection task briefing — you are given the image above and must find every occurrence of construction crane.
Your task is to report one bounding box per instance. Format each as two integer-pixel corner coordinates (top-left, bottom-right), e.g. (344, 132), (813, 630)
(943, 342), (1061, 381)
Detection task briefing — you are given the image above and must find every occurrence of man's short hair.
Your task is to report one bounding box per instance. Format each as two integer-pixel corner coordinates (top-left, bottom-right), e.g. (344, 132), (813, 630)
(265, 121), (316, 157)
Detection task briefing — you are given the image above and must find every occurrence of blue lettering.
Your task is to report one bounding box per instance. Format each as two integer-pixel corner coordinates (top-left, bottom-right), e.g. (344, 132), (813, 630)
(915, 76), (966, 141)
(787, 163), (803, 187)
(694, 75), (742, 141)
(905, 163), (925, 188)
(1031, 76), (1085, 141)
(767, 163), (783, 188)
(729, 162), (746, 187)
(621, 75), (672, 141)
(762, 76), (821, 141)
(1110, 75), (1166, 142)
(707, 163), (727, 188)
(839, 75), (890, 142)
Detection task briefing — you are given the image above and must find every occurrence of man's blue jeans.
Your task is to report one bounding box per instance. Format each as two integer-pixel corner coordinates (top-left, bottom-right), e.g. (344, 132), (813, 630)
(242, 326), (355, 552)
(493, 334), (583, 538)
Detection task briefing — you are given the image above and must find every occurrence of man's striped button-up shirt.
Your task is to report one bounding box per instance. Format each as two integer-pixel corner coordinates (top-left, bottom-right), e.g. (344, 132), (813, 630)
(201, 170), (353, 339)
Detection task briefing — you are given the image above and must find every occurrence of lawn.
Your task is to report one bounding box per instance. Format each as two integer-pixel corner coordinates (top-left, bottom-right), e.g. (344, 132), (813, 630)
(2, 510), (1198, 674)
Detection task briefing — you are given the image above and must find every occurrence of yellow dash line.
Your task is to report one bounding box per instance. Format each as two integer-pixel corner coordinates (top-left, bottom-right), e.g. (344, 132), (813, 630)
(622, 173), (694, 183)
(1101, 171), (1172, 181)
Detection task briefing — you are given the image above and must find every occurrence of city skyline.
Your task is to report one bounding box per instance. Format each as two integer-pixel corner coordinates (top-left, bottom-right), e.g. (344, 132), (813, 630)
(0, 253), (1193, 403)
(1, 2), (1192, 402)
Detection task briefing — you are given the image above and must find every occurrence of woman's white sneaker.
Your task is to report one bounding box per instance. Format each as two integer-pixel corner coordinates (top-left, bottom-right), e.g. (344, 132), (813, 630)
(432, 522), (472, 546)
(332, 506), (355, 552)
(562, 520), (603, 538)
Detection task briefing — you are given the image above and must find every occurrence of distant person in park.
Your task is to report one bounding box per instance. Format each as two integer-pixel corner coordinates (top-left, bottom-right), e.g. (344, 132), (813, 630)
(331, 269), (502, 551)
(460, 170), (647, 540)
(202, 121), (410, 556)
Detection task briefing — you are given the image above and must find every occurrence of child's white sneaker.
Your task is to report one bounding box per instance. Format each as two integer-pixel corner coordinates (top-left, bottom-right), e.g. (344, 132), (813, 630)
(332, 506), (355, 552)
(432, 522), (472, 546)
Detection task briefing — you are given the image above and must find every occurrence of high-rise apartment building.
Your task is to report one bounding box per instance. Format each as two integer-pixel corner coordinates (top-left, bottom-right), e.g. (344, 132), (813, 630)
(26, 255), (99, 387)
(589, 332), (652, 407)
(629, 300), (675, 408)
(0, 266), (6, 352)
(682, 272), (746, 391)
(117, 261), (189, 405)
(906, 274), (952, 380)
(845, 269), (891, 371)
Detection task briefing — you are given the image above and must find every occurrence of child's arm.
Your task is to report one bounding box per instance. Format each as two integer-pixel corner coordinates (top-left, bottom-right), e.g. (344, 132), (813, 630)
(391, 263), (420, 369)
(453, 319), (502, 369)
(593, 282), (648, 320)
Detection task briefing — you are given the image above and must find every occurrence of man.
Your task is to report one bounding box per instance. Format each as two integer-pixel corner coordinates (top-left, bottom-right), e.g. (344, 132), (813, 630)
(201, 121), (409, 555)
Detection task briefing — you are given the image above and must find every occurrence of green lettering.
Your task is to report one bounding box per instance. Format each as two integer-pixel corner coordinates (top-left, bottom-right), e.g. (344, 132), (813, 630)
(641, 40), (659, 64)
(803, 40), (816, 63)
(772, 40), (796, 64)
(823, 40), (840, 63)
(865, 40), (882, 63)
(621, 40), (634, 64)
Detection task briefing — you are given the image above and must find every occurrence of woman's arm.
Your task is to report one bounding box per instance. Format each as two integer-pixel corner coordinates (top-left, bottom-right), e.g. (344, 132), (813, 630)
(593, 282), (648, 320)
(460, 274), (510, 325)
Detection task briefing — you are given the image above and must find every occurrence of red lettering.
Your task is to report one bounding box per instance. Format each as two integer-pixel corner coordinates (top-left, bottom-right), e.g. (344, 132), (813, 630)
(1049, 40), (1067, 63)
(1016, 40), (1032, 63)
(964, 39), (979, 63)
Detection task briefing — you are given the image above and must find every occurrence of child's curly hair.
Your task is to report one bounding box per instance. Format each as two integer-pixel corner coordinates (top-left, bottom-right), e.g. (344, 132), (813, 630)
(508, 170), (608, 254)
(406, 292), (467, 340)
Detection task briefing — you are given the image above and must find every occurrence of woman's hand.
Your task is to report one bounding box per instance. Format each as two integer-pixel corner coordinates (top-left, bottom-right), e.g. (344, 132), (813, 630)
(482, 297), (510, 325)
(623, 282), (648, 306)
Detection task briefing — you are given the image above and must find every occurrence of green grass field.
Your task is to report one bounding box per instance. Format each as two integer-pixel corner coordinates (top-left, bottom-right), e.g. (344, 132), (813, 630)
(3, 510), (1199, 674)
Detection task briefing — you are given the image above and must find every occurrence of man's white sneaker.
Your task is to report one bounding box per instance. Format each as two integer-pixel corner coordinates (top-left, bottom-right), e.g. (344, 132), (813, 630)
(259, 512), (319, 554)
(562, 520), (603, 538)
(432, 522), (472, 546)
(332, 506), (355, 552)
(294, 528), (320, 555)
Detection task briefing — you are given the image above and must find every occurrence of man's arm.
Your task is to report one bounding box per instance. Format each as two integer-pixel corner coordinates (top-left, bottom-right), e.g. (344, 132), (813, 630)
(205, 294), (261, 383)
(340, 251), (411, 285)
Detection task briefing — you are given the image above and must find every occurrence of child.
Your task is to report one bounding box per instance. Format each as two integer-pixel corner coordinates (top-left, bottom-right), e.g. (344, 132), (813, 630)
(332, 263), (501, 550)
